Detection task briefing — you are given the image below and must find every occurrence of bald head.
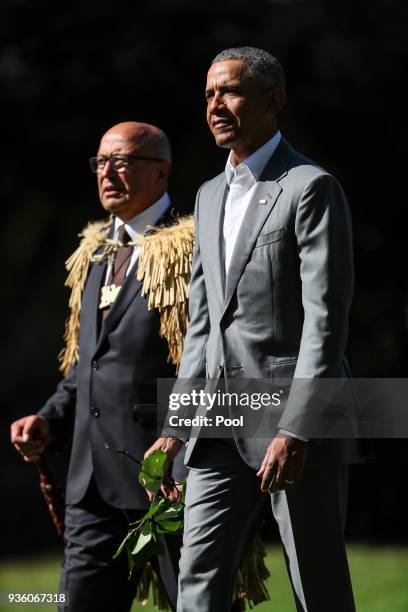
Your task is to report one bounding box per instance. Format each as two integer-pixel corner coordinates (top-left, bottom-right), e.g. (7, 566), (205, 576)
(96, 121), (172, 221)
(101, 122), (171, 161)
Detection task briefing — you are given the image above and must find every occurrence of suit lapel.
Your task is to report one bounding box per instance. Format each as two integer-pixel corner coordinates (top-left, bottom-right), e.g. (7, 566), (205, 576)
(201, 176), (228, 306)
(223, 138), (293, 314)
(78, 221), (115, 355)
(95, 262), (143, 353)
(80, 256), (107, 356)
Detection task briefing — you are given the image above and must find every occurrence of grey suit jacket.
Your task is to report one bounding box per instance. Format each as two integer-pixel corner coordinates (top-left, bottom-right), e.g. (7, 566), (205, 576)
(165, 138), (369, 468)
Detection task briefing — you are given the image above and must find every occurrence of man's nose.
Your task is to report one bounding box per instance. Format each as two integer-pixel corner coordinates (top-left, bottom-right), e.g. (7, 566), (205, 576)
(100, 158), (115, 177)
(208, 92), (225, 114)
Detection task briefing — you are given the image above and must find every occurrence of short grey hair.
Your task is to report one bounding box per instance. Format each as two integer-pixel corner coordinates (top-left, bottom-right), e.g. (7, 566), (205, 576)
(211, 46), (286, 90)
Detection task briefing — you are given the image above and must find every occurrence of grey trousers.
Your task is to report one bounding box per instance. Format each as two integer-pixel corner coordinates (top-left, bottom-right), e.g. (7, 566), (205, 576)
(59, 477), (180, 612)
(177, 439), (355, 612)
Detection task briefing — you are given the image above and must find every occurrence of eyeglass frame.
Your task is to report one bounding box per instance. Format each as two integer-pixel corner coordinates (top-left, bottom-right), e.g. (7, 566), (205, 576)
(89, 153), (165, 173)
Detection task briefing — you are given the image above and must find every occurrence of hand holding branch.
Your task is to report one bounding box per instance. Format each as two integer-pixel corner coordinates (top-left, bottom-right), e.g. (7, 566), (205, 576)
(144, 436), (183, 500)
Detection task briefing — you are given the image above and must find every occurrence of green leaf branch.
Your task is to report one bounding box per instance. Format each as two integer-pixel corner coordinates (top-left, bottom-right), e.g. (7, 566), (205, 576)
(106, 443), (186, 573)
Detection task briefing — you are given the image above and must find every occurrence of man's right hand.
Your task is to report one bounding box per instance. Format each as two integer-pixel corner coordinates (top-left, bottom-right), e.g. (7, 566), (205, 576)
(144, 436), (183, 463)
(144, 436), (183, 500)
(10, 415), (52, 464)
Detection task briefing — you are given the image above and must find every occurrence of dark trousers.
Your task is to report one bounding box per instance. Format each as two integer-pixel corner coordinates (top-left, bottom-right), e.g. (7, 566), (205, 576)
(59, 477), (180, 611)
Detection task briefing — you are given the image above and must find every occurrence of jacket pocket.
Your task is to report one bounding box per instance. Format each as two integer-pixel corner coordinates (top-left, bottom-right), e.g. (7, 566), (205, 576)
(254, 227), (284, 248)
(224, 364), (243, 378)
(269, 357), (297, 382)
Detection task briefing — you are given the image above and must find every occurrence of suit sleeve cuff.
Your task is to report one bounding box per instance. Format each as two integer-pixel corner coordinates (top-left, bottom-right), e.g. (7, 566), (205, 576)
(279, 428), (309, 442)
(160, 428), (187, 443)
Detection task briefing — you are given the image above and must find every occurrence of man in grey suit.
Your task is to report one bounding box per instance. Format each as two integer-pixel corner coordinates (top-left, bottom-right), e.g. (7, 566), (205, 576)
(147, 47), (368, 611)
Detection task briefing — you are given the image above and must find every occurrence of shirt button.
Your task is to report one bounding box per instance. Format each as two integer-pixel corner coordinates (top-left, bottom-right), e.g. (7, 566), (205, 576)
(90, 406), (100, 417)
(92, 360), (99, 371)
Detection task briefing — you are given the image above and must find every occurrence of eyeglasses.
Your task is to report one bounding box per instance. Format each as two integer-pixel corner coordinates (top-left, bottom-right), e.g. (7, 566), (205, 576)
(89, 154), (164, 173)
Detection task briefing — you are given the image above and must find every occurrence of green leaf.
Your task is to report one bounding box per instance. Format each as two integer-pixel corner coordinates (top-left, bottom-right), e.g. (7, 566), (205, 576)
(129, 497), (170, 526)
(113, 530), (134, 559)
(131, 527), (166, 570)
(155, 518), (183, 534)
(138, 470), (161, 493)
(143, 450), (168, 478)
(155, 504), (184, 522)
(150, 526), (166, 555)
(167, 501), (184, 513)
(154, 499), (185, 535)
(138, 450), (168, 493)
(132, 523), (153, 556)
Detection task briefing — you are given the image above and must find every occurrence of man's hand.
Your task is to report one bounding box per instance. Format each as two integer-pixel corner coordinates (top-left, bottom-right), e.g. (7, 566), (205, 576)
(144, 436), (183, 500)
(144, 436), (183, 462)
(10, 415), (52, 464)
(256, 433), (308, 493)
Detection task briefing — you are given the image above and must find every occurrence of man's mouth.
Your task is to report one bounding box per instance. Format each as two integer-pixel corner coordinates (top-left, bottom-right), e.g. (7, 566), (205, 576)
(104, 185), (123, 195)
(212, 119), (235, 130)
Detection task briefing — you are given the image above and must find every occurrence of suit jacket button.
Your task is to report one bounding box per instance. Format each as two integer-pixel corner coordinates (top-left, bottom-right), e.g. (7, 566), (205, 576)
(92, 360), (99, 371)
(90, 406), (100, 417)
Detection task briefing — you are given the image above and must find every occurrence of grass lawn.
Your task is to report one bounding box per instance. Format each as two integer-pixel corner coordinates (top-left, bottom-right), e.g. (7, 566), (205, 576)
(0, 545), (407, 611)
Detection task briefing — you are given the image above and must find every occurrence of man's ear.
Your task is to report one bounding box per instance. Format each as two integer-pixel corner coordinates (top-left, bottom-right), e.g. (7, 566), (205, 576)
(266, 86), (286, 114)
(157, 160), (172, 183)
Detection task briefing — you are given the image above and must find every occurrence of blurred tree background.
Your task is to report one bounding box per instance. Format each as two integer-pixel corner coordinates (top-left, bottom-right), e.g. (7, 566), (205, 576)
(1, 0), (407, 557)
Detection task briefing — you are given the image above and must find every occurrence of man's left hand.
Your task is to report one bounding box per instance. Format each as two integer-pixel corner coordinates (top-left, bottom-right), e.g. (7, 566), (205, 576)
(256, 433), (308, 493)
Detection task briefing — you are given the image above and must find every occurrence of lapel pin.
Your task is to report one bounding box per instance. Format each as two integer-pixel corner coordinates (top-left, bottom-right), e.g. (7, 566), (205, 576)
(259, 199), (267, 205)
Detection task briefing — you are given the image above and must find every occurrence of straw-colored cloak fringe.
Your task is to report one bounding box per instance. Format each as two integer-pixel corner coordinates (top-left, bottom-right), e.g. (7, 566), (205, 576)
(58, 214), (270, 610)
(136, 216), (195, 369)
(136, 530), (270, 610)
(59, 216), (113, 375)
(58, 215), (195, 376)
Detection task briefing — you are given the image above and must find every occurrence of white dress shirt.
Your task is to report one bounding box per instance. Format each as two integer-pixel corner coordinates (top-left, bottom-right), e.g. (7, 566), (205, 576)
(104, 192), (171, 284)
(222, 130), (282, 275)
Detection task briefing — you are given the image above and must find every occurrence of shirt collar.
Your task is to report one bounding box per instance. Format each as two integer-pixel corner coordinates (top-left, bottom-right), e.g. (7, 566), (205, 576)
(225, 130), (282, 186)
(114, 192), (171, 240)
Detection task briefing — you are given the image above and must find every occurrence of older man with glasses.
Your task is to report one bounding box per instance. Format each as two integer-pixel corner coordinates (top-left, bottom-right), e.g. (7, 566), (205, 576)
(10, 121), (187, 612)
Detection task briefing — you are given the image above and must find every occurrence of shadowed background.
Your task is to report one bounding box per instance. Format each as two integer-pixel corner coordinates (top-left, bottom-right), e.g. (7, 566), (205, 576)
(1, 0), (407, 558)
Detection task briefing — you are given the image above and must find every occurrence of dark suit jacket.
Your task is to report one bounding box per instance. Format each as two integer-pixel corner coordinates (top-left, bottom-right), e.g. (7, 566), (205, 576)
(39, 210), (184, 509)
